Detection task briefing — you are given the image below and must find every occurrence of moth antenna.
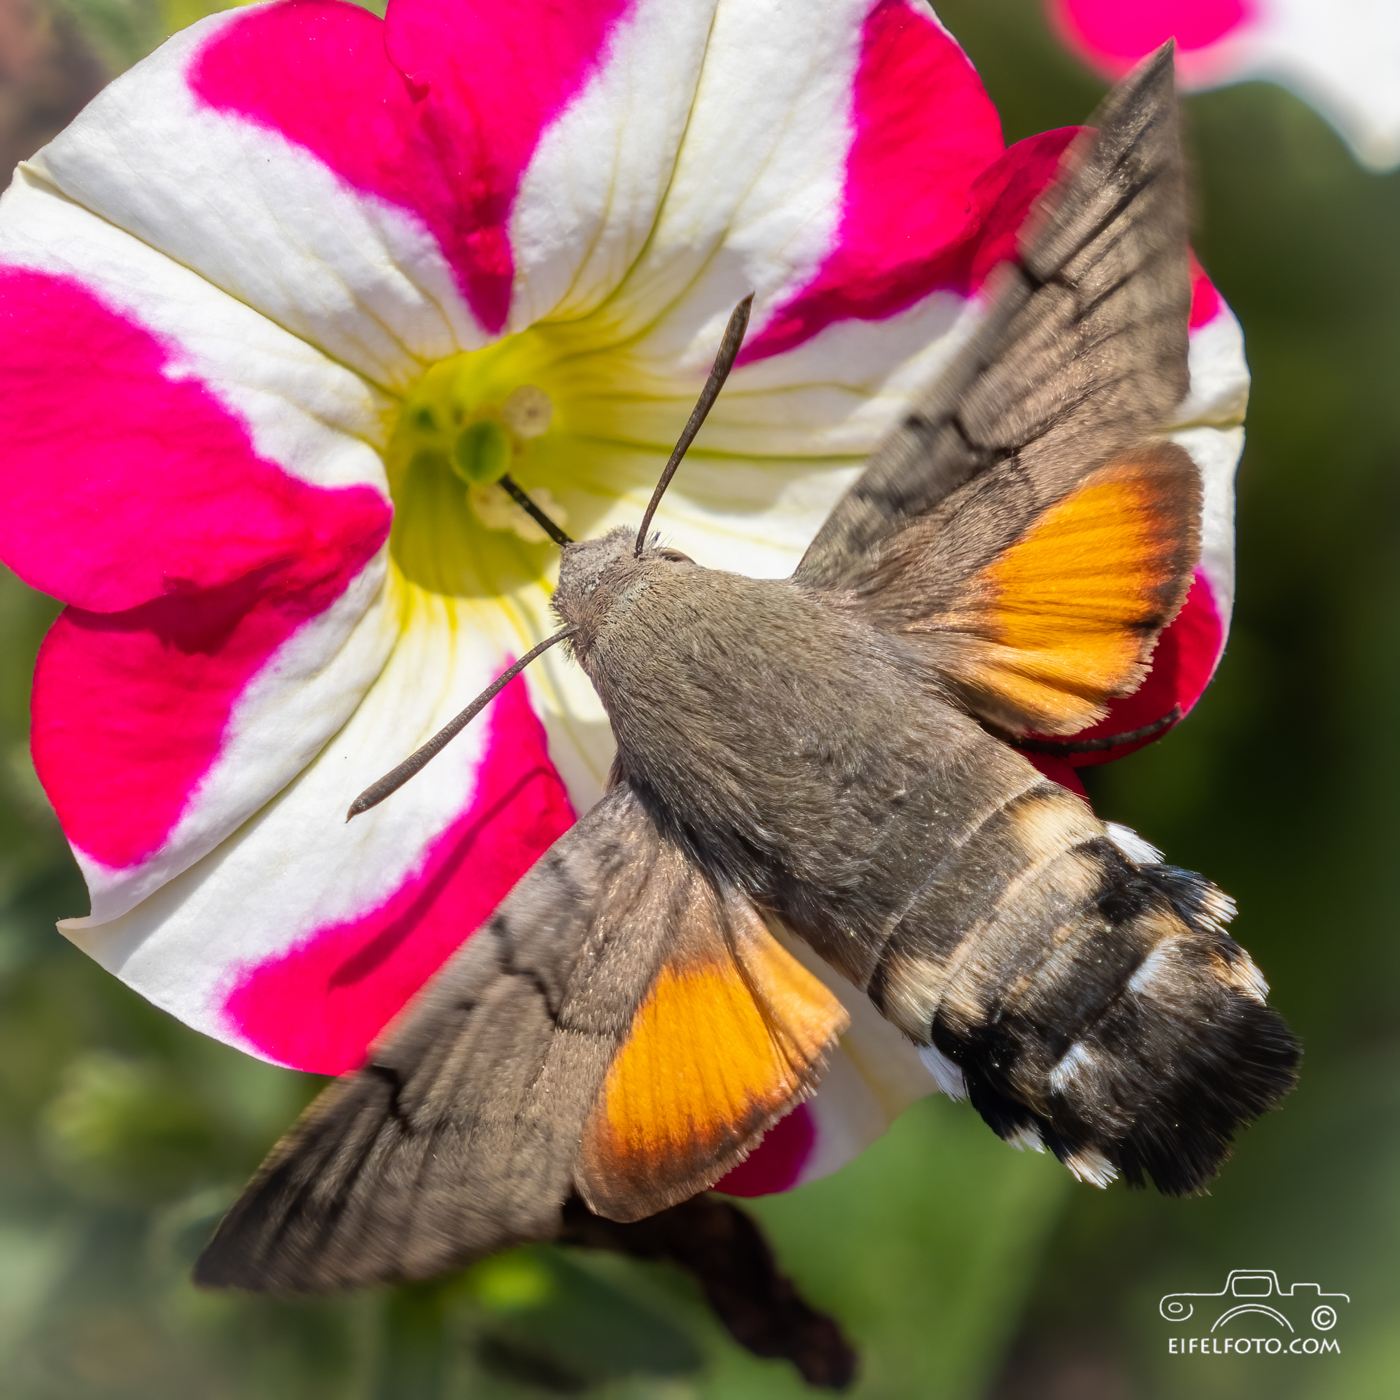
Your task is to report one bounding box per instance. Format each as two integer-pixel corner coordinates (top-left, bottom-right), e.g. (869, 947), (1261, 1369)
(346, 626), (578, 820)
(498, 472), (572, 547)
(634, 294), (754, 556)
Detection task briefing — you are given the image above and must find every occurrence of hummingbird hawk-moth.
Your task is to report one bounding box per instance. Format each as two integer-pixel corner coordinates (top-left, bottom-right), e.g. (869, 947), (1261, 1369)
(196, 46), (1299, 1294)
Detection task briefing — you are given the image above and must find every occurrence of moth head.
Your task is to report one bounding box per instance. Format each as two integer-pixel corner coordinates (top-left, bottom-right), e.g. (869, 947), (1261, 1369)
(554, 527), (698, 662)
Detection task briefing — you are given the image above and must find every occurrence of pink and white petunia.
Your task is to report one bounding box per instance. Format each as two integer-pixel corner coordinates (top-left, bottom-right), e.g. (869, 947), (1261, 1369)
(1048, 0), (1400, 171)
(0, 0), (1247, 1198)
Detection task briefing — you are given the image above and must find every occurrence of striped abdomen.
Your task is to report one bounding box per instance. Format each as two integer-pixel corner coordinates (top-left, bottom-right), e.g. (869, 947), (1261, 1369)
(856, 766), (1297, 1194)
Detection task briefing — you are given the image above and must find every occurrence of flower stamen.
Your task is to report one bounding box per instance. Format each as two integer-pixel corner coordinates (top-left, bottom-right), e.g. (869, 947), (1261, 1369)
(388, 350), (567, 552)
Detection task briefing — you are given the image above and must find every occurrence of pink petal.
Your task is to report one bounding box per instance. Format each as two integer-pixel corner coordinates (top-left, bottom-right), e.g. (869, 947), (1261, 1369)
(743, 0), (1003, 361)
(8, 270), (389, 872)
(0, 270), (387, 616)
(1059, 571), (1225, 768)
(34, 14), (474, 388)
(1189, 250), (1223, 328)
(192, 0), (635, 336)
(1024, 754), (1090, 796)
(963, 130), (1095, 294)
(223, 671), (575, 1074)
(1047, 0), (1256, 78)
(1049, 1), (1400, 172)
(716, 1104), (817, 1197)
(33, 572), (374, 875)
(742, 18), (1244, 367)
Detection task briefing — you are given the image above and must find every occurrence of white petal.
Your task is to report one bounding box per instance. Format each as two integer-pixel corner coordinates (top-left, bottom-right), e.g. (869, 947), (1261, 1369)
(609, 0), (869, 342)
(30, 12), (481, 390)
(774, 925), (938, 1187)
(1171, 303), (1249, 624)
(508, 0), (719, 326)
(1237, 0), (1400, 171)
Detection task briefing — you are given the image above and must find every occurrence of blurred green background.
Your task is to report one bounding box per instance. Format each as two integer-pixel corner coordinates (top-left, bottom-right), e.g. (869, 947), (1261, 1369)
(0, 0), (1395, 1395)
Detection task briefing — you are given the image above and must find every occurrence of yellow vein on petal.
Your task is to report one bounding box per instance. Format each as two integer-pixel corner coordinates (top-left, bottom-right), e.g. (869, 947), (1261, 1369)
(550, 2), (724, 324)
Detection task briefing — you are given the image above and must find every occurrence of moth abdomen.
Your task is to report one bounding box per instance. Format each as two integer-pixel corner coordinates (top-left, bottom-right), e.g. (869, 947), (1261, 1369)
(866, 775), (1298, 1194)
(970, 860), (1296, 1194)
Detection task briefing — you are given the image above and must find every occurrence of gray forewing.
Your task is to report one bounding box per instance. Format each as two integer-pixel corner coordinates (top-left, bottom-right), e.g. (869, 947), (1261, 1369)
(194, 785), (678, 1293)
(794, 43), (1188, 591)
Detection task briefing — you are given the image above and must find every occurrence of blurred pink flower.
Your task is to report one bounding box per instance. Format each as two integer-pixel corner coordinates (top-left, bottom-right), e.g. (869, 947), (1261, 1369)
(1048, 0), (1400, 170)
(0, 0), (1247, 1197)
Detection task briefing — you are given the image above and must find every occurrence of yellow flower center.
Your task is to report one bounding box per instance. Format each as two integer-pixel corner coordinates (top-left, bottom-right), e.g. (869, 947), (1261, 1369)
(386, 341), (565, 597)
(382, 318), (694, 606)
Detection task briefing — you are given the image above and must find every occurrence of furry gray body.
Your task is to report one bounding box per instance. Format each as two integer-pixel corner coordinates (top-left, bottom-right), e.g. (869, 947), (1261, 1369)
(565, 535), (1018, 976)
(557, 531), (1293, 1194)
